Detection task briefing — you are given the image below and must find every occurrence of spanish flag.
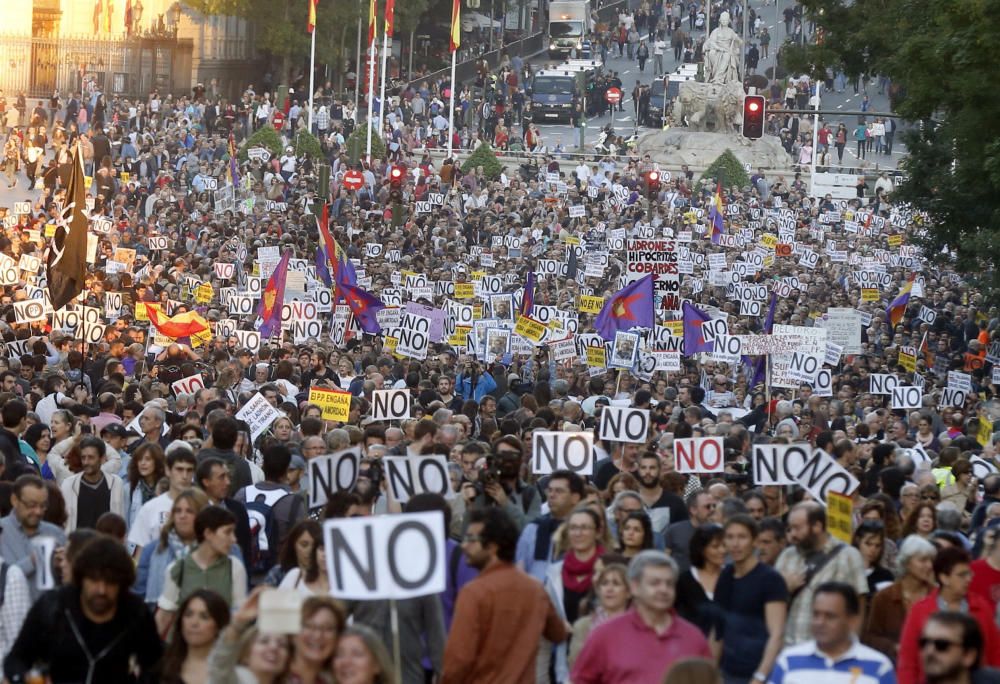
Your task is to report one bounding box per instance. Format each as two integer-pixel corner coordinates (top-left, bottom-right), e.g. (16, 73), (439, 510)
(368, 0), (377, 46)
(385, 0), (395, 38)
(146, 303), (210, 340)
(450, 0), (461, 52)
(307, 0), (317, 33)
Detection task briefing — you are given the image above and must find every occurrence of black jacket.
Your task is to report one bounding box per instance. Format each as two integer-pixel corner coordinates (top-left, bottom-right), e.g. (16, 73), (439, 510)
(0, 427), (32, 481)
(3, 585), (162, 683)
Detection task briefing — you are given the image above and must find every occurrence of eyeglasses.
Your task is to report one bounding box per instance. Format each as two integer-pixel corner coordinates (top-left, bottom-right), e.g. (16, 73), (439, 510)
(919, 637), (962, 653)
(568, 524), (596, 533)
(462, 534), (483, 543)
(302, 621), (338, 635)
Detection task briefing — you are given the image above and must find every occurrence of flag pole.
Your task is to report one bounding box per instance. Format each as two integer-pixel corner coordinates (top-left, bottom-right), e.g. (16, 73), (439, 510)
(308, 24), (317, 133)
(447, 47), (457, 158)
(377, 20), (390, 143)
(365, 35), (377, 161)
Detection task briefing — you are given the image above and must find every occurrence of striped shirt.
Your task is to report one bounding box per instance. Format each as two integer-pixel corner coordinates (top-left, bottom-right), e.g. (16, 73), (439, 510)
(769, 639), (896, 684)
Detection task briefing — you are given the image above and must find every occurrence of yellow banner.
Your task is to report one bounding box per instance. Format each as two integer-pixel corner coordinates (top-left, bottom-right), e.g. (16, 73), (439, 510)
(454, 282), (475, 300)
(586, 345), (606, 368)
(45, 224), (56, 238)
(514, 315), (547, 343)
(898, 349), (916, 372)
(472, 304), (483, 320)
(309, 387), (352, 422)
(760, 233), (779, 250)
(449, 325), (471, 348)
(135, 301), (149, 321)
(195, 283), (214, 304)
(564, 236), (581, 245)
(578, 295), (605, 314)
(470, 270), (487, 281)
(887, 235), (903, 248)
(977, 416), (993, 447)
(383, 336), (398, 355)
(861, 288), (880, 302)
(827, 491), (853, 543)
(661, 320), (683, 336)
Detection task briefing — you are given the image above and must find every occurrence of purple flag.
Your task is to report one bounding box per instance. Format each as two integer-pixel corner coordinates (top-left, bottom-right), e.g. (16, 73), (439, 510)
(682, 301), (713, 355)
(594, 275), (655, 341)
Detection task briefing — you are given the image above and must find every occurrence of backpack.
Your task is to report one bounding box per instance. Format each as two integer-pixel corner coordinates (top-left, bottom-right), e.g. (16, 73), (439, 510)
(244, 485), (290, 575)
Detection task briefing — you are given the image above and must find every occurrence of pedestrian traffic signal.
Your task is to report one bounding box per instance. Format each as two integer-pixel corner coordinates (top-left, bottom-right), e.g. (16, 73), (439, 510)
(645, 170), (661, 198)
(389, 165), (405, 188)
(742, 95), (765, 139)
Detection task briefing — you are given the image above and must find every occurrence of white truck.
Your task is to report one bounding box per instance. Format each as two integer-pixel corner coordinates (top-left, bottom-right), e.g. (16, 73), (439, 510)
(548, 1), (594, 59)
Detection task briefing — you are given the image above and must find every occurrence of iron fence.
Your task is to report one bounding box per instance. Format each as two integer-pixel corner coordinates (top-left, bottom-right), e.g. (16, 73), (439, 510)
(0, 33), (191, 99)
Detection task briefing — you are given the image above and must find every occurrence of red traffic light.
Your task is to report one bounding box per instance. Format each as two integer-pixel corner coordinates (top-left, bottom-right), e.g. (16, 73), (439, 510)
(390, 165), (404, 180)
(648, 171), (659, 182)
(742, 95), (765, 139)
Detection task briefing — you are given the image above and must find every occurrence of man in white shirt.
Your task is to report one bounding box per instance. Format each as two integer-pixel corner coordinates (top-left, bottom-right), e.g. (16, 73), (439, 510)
(654, 37), (667, 74)
(575, 161), (591, 186)
(127, 449), (197, 558)
(35, 376), (76, 426)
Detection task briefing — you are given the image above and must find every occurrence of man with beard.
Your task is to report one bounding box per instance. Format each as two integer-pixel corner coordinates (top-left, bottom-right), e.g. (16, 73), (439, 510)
(636, 451), (687, 535)
(463, 437), (540, 531)
(3, 535), (162, 682)
(442, 507), (567, 683)
(775, 502), (868, 645)
(919, 613), (995, 684)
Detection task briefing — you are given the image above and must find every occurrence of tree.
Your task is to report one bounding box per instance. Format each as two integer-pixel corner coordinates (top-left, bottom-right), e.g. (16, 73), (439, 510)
(239, 125), (283, 161)
(345, 127), (386, 164)
(783, 0), (1000, 290)
(462, 144), (504, 181)
(700, 150), (749, 190)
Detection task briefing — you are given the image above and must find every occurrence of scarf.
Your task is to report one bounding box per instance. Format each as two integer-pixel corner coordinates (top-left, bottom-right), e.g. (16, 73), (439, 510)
(562, 545), (604, 594)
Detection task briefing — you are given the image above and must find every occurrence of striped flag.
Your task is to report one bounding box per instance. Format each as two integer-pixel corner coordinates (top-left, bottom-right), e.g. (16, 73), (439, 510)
(385, 0), (395, 37)
(450, 0), (461, 52)
(307, 0), (317, 32)
(368, 0), (378, 45)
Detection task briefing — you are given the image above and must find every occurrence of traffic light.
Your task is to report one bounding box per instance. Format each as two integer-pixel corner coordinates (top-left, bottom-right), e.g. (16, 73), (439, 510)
(742, 95), (765, 139)
(389, 165), (405, 189)
(645, 170), (661, 198)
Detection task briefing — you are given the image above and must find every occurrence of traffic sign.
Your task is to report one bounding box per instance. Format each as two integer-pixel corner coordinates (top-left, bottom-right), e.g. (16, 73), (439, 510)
(605, 87), (623, 105)
(342, 169), (364, 191)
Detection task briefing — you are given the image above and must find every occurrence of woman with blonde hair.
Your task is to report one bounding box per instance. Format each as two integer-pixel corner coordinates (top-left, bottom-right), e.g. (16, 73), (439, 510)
(567, 563), (631, 669)
(334, 624), (397, 684)
(287, 596), (346, 684)
(208, 588), (292, 684)
(134, 488), (210, 611)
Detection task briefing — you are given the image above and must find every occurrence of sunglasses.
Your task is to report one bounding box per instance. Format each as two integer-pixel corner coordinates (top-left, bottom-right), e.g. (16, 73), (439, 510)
(919, 637), (962, 653)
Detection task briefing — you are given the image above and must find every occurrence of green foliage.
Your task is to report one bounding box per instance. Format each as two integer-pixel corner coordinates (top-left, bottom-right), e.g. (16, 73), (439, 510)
(699, 150), (749, 190)
(293, 130), (323, 160)
(461, 144), (504, 181)
(345, 127), (386, 165)
(785, 0), (1000, 291)
(239, 125), (283, 161)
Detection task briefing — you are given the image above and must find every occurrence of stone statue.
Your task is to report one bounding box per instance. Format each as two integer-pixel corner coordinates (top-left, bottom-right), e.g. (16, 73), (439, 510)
(704, 12), (743, 85)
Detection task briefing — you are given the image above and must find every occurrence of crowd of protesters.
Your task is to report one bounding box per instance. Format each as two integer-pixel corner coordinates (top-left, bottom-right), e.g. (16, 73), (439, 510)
(0, 42), (994, 684)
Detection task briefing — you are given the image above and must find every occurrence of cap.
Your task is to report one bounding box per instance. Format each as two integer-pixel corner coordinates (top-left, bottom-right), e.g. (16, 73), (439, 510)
(101, 423), (129, 438)
(507, 373), (521, 383)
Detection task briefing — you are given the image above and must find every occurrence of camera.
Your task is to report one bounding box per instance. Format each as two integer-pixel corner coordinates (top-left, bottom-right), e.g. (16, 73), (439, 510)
(476, 456), (503, 493)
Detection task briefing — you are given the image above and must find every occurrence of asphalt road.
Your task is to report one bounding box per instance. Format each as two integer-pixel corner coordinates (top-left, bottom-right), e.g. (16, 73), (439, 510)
(526, 0), (905, 171)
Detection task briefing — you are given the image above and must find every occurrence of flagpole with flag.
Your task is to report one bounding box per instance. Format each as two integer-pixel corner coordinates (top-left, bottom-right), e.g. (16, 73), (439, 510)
(447, 0), (461, 157)
(47, 140), (88, 313)
(378, 0), (395, 140)
(307, 0), (317, 132)
(365, 0), (378, 161)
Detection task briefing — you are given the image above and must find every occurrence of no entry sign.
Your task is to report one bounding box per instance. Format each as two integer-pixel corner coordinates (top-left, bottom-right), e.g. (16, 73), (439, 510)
(605, 86), (623, 105)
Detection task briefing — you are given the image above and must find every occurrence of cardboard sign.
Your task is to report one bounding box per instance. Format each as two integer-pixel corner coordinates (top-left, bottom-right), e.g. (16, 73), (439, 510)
(384, 455), (455, 503)
(258, 589), (305, 635)
(890, 385), (923, 410)
(324, 512), (446, 600)
(396, 313), (431, 360)
(531, 431), (595, 475)
(514, 315), (547, 344)
(171, 374), (205, 396)
(31, 537), (56, 591)
(308, 447), (362, 510)
(675, 437), (725, 473)
(371, 389), (411, 421)
(795, 449), (860, 501)
(309, 386), (352, 422)
(598, 406), (650, 444)
(578, 295), (605, 314)
(235, 392), (283, 440)
(827, 491), (854, 543)
(753, 443), (814, 485)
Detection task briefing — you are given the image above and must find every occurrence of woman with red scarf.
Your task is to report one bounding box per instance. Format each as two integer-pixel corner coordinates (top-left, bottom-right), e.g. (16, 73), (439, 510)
(542, 507), (605, 683)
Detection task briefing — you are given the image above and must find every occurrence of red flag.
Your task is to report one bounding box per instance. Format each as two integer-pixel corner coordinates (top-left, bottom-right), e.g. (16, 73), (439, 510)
(384, 0), (395, 37)
(368, 0), (377, 45)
